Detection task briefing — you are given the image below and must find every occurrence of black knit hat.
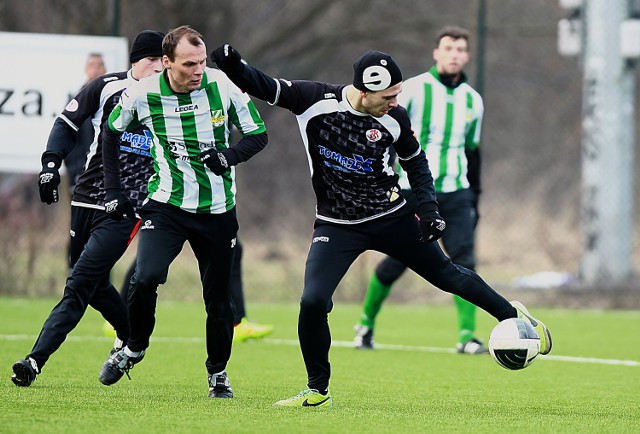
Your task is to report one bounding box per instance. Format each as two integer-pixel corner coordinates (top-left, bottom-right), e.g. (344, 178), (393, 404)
(352, 50), (402, 92)
(129, 30), (165, 63)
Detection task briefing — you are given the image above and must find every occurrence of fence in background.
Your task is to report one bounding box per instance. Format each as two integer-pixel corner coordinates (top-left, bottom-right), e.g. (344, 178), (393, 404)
(1, 0), (639, 308)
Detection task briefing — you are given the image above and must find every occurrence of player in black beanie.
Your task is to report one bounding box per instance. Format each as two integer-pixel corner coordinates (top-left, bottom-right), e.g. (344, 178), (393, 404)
(129, 30), (164, 64)
(11, 29), (165, 388)
(352, 50), (403, 92)
(211, 44), (550, 407)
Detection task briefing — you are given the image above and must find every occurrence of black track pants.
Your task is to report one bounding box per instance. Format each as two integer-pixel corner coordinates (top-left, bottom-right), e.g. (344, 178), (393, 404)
(299, 205), (514, 391)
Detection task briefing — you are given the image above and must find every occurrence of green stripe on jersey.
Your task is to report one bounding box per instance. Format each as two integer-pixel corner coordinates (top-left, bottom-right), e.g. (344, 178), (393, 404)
(205, 83), (234, 212)
(175, 92), (213, 213)
(397, 68), (483, 193)
(419, 83), (433, 152)
(435, 87), (455, 191)
(465, 92), (479, 151)
(147, 93), (185, 205)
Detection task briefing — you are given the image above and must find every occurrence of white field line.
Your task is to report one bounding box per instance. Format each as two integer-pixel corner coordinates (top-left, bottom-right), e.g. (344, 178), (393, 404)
(2, 334), (638, 367)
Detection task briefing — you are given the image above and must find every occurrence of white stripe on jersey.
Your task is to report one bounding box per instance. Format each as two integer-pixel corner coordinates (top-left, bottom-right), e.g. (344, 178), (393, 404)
(397, 71), (483, 192)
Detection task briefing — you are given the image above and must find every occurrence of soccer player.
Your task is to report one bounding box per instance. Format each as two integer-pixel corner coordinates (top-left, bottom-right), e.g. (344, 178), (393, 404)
(97, 26), (268, 399)
(64, 53), (107, 193)
(211, 44), (552, 407)
(11, 30), (165, 387)
(354, 26), (488, 354)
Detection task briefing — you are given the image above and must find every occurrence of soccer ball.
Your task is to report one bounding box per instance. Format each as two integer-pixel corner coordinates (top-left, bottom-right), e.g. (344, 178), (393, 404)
(489, 318), (541, 370)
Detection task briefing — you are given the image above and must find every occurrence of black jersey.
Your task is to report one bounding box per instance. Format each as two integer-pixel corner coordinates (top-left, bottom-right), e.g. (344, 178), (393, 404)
(53, 70), (154, 211)
(274, 80), (430, 223)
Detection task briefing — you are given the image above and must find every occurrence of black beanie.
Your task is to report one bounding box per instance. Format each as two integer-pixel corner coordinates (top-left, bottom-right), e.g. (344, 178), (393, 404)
(129, 30), (165, 63)
(352, 50), (402, 92)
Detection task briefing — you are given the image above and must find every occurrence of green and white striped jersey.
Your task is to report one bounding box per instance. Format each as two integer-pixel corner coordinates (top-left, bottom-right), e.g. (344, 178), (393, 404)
(108, 68), (266, 214)
(397, 66), (483, 193)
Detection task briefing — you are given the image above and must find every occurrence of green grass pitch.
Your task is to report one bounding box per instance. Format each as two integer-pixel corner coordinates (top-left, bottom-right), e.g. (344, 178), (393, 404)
(1, 298), (638, 433)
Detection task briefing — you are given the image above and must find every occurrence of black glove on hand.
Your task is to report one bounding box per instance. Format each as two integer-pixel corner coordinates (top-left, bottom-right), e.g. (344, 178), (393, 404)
(38, 157), (61, 204)
(210, 44), (243, 73)
(104, 188), (135, 221)
(200, 148), (238, 176)
(419, 211), (446, 243)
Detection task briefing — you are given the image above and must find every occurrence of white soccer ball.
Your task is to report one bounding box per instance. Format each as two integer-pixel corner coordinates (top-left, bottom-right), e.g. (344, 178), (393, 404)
(489, 318), (541, 370)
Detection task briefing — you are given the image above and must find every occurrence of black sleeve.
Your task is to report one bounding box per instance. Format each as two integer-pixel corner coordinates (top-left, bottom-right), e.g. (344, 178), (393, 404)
(217, 61), (279, 105)
(101, 123), (122, 190)
(399, 150), (439, 217)
(465, 148), (481, 196)
(41, 117), (78, 167)
(225, 131), (268, 164)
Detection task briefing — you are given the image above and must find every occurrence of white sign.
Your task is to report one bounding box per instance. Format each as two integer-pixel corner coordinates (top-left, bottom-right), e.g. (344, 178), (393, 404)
(0, 32), (128, 173)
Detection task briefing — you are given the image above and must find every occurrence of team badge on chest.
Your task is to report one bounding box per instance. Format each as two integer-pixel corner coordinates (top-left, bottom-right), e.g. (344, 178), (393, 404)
(365, 128), (382, 142)
(210, 109), (225, 127)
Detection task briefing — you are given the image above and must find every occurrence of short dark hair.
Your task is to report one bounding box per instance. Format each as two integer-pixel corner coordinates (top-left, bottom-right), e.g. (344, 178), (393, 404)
(435, 26), (470, 48)
(163, 25), (204, 61)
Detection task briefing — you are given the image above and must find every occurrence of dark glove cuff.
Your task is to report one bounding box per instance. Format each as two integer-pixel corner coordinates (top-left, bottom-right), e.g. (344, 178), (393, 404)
(221, 148), (239, 167)
(41, 153), (62, 169)
(418, 207), (440, 222)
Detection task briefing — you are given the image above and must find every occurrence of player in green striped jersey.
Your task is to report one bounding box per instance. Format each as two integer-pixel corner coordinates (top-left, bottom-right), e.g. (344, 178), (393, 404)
(355, 26), (488, 354)
(98, 26), (267, 398)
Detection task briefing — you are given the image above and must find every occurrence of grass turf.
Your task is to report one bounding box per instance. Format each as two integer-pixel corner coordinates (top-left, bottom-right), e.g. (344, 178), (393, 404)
(1, 298), (638, 433)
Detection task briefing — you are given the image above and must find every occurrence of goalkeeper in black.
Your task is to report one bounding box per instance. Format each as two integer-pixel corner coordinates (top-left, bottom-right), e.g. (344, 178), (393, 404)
(211, 45), (553, 407)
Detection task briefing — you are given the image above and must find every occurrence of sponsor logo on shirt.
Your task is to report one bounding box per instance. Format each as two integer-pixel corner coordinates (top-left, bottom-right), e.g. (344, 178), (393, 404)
(175, 104), (199, 113)
(318, 145), (373, 174)
(167, 141), (192, 162)
(119, 130), (153, 156)
(312, 236), (329, 243)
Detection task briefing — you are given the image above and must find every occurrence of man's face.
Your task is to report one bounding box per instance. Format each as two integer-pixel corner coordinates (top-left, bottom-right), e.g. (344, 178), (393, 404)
(361, 82), (402, 118)
(163, 38), (207, 93)
(433, 36), (469, 75)
(133, 57), (163, 79)
(85, 56), (106, 81)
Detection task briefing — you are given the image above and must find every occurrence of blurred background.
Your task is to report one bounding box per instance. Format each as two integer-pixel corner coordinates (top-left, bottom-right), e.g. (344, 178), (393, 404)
(1, 0), (639, 308)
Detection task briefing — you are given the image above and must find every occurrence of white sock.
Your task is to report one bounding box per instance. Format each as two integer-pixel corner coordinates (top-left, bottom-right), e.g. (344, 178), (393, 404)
(124, 346), (141, 357)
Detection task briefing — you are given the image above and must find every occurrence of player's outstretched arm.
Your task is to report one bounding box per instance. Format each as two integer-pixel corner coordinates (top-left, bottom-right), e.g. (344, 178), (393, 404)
(210, 44), (279, 104)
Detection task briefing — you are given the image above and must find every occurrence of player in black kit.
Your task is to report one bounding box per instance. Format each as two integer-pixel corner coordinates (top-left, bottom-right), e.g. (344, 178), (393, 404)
(211, 45), (552, 407)
(10, 30), (165, 387)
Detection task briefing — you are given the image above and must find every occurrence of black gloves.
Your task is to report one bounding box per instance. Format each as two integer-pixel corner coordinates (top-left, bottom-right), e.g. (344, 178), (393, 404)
(419, 210), (446, 243)
(200, 148), (238, 176)
(38, 156), (62, 204)
(210, 44), (243, 73)
(104, 188), (135, 221)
